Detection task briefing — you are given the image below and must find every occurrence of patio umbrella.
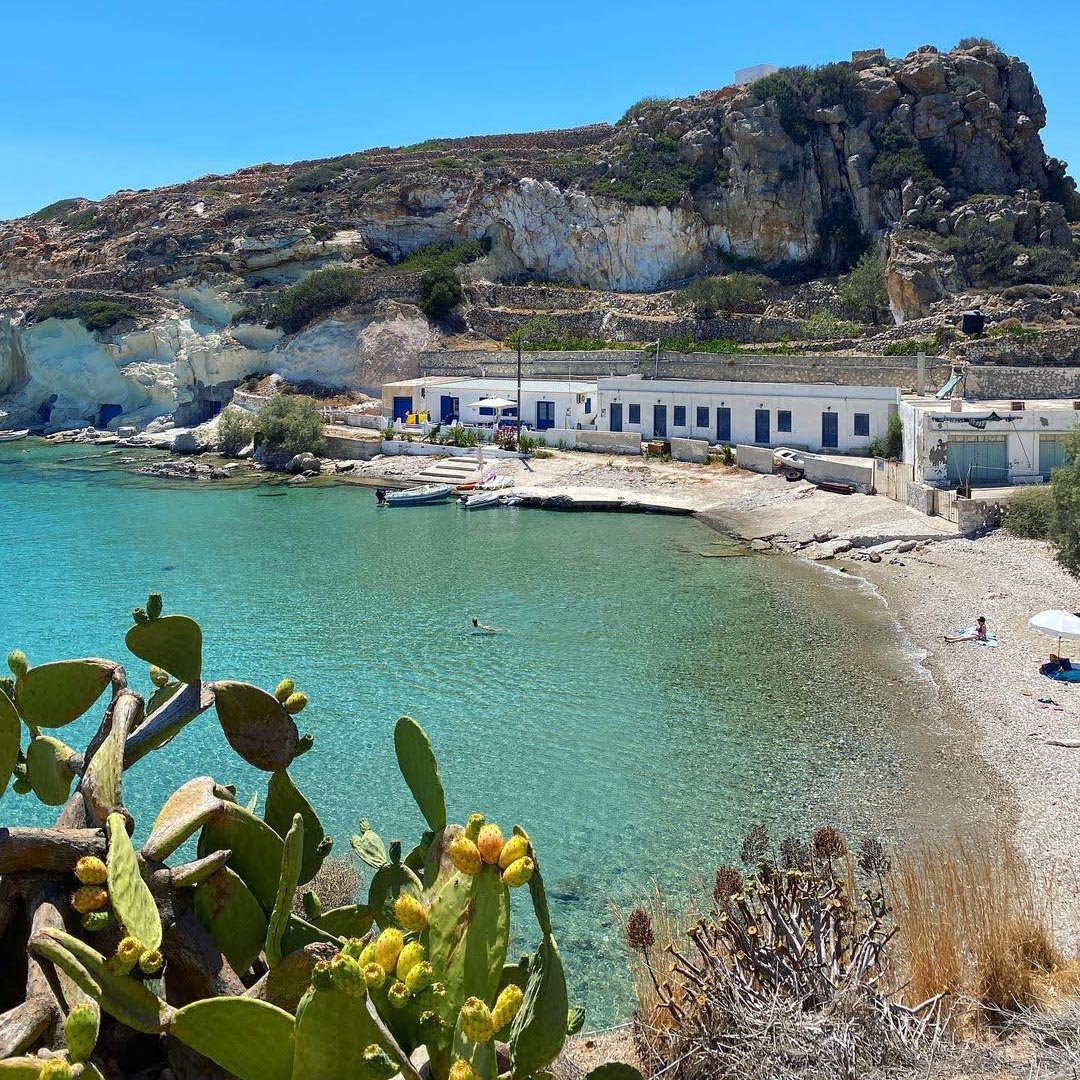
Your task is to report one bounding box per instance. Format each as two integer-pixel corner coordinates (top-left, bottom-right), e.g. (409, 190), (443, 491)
(1029, 609), (1080, 654)
(464, 397), (517, 409)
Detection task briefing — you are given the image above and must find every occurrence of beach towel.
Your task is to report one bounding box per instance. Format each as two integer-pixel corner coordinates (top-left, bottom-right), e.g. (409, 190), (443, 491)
(1041, 664), (1080, 682)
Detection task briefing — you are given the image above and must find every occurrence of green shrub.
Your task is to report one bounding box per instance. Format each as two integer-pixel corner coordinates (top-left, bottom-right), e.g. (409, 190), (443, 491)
(285, 162), (347, 194)
(800, 312), (860, 340)
(309, 222), (335, 240)
(217, 409), (255, 456)
(870, 121), (936, 189)
(64, 208), (99, 231)
(840, 251), (889, 322)
(418, 264), (463, 319)
(617, 96), (673, 124)
(1047, 170), (1080, 223)
(672, 274), (766, 317)
(395, 237), (489, 272)
(659, 336), (744, 354)
(955, 36), (1002, 50)
(869, 412), (904, 459)
(752, 63), (863, 144)
(28, 198), (84, 222)
(1004, 485), (1054, 540)
(943, 223), (1079, 286)
(882, 337), (935, 355)
(591, 134), (699, 207)
(271, 266), (365, 334)
(817, 201), (868, 270)
(256, 394), (325, 458)
(32, 295), (139, 332)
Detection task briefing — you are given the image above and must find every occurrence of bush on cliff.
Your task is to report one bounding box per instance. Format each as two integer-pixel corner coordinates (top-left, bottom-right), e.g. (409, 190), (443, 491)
(1004, 485), (1054, 541)
(271, 266), (365, 334)
(840, 251), (890, 323)
(673, 273), (766, 317)
(255, 393), (325, 458)
(216, 408), (256, 456)
(870, 121), (937, 189)
(418, 264), (464, 319)
(591, 134), (700, 207)
(942, 223), (1078, 286)
(395, 237), (489, 272)
(32, 294), (139, 332)
(752, 63), (863, 144)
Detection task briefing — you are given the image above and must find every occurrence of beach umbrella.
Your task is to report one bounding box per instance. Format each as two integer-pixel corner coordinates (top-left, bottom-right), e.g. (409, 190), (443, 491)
(464, 397), (517, 409)
(1029, 609), (1080, 653)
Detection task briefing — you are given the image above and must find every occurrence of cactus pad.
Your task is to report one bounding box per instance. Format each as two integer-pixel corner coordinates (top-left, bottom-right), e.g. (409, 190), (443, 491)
(0, 1057), (49, 1077)
(26, 735), (77, 805)
(350, 823), (388, 869)
(0, 688), (20, 799)
(212, 681), (300, 771)
(310, 904), (375, 940)
(393, 716), (447, 830)
(14, 659), (114, 728)
(265, 813), (304, 968)
(197, 800), (285, 910)
(193, 868), (268, 975)
(143, 776), (230, 861)
(292, 985), (393, 1080)
(509, 933), (568, 1076)
(265, 769), (329, 884)
(368, 860), (423, 930)
(106, 813), (162, 951)
(124, 614), (202, 684)
(63, 1002), (100, 1063)
(168, 998), (295, 1080)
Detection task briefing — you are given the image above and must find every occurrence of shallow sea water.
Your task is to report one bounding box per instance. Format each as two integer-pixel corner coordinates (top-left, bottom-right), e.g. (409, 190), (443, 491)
(0, 442), (988, 1023)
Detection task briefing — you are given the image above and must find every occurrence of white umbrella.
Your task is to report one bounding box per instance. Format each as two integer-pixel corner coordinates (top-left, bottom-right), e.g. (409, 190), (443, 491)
(1029, 609), (1080, 654)
(464, 397), (517, 409)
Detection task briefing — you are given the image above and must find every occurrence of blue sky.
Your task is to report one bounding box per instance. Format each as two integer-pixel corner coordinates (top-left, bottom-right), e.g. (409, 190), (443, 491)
(2, 0), (1077, 220)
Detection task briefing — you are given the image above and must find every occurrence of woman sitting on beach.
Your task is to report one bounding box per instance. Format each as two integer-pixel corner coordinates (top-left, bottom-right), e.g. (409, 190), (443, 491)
(945, 616), (988, 644)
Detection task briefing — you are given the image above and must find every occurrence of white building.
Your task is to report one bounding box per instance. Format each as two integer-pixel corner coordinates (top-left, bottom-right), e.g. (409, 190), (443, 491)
(901, 396), (1080, 487)
(595, 377), (899, 453)
(381, 376), (598, 432)
(735, 63), (780, 86)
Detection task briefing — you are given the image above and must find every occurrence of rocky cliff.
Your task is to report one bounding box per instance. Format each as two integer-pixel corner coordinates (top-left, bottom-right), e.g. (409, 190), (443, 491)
(0, 40), (1076, 429)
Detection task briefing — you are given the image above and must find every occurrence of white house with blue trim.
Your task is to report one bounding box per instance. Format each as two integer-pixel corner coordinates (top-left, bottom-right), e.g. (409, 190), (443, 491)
(381, 376), (598, 431)
(595, 377), (899, 453)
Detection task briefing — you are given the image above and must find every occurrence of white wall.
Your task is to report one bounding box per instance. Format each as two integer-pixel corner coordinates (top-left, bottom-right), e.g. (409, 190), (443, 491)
(597, 377), (898, 454)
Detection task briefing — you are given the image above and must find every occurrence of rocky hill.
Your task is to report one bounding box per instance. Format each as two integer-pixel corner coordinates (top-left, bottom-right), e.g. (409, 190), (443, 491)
(1, 40), (1077, 430)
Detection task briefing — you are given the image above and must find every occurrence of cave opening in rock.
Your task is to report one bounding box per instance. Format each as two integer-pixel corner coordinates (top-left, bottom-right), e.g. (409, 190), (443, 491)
(98, 403), (123, 428)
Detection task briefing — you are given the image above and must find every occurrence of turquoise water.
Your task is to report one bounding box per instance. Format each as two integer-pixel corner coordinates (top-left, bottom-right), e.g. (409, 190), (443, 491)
(0, 442), (983, 1023)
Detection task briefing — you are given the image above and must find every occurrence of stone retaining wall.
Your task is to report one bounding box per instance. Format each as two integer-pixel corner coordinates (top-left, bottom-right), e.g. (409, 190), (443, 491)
(965, 366), (1080, 400)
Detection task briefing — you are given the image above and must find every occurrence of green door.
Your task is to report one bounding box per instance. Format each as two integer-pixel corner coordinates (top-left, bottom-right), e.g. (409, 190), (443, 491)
(1040, 435), (1069, 479)
(946, 435), (1008, 486)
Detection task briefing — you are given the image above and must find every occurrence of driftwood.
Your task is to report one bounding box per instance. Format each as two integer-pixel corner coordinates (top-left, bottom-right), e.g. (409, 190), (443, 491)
(0, 828), (106, 874)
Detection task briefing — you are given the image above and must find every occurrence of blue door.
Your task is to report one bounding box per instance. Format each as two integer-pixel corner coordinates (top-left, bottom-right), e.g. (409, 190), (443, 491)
(716, 407), (731, 443)
(821, 411), (838, 449)
(754, 409), (770, 445)
(609, 402), (623, 432)
(946, 436), (1007, 486)
(440, 395), (459, 423)
(536, 401), (555, 430)
(653, 405), (667, 438)
(392, 396), (412, 422)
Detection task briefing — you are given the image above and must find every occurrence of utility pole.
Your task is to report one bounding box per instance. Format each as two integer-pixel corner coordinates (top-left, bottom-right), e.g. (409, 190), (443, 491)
(653, 339), (660, 379)
(516, 335), (523, 447)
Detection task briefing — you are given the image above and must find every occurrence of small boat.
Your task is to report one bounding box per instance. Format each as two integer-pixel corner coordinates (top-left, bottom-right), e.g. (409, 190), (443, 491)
(500, 493), (522, 507)
(460, 491), (501, 510)
(0, 429), (29, 442)
(380, 484), (453, 507)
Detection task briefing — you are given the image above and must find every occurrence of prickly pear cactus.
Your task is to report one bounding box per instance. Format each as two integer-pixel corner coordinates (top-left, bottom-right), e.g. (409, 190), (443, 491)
(106, 812), (162, 951)
(14, 659), (114, 728)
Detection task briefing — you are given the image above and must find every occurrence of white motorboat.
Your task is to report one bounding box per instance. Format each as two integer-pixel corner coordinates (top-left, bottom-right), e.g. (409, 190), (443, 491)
(0, 429), (29, 442)
(379, 484), (453, 507)
(460, 490), (501, 510)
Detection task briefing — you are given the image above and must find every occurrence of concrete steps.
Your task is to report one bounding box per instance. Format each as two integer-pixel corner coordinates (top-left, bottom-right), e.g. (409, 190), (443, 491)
(414, 458), (485, 485)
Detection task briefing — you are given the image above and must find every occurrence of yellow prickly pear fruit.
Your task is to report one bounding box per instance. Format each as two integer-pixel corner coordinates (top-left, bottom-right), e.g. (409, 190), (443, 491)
(139, 949), (164, 975)
(498, 833), (529, 870)
(363, 962), (386, 989)
(396, 940), (425, 981)
(284, 692), (308, 715)
(359, 941), (378, 968)
(74, 856), (107, 885)
(476, 824), (505, 865)
(373, 927), (404, 972)
(449, 1062), (478, 1080)
(118, 937), (143, 966)
(71, 885), (108, 913)
(491, 983), (524, 1030)
(501, 856), (534, 888)
(394, 892), (428, 931)
(311, 960), (335, 991)
(330, 954), (367, 998)
(37, 1060), (73, 1080)
(7, 649), (28, 678)
(448, 835), (482, 876)
(405, 960), (434, 993)
(464, 813), (485, 842)
(274, 678), (295, 703)
(458, 996), (495, 1042)
(387, 980), (411, 1008)
(149, 665), (169, 688)
(63, 1003), (99, 1064)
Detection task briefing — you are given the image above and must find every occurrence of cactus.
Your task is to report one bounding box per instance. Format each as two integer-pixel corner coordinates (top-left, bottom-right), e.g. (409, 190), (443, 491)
(283, 691), (308, 715)
(266, 813), (304, 968)
(63, 1003), (99, 1063)
(146, 591), (163, 621)
(75, 856), (107, 886)
(393, 715), (447, 830)
(447, 836), (482, 876)
(0, 687), (19, 799)
(491, 984), (524, 1031)
(149, 664), (170, 688)
(70, 886), (108, 914)
(142, 775), (231, 861)
(193, 868), (268, 975)
(264, 769), (329, 885)
(369, 841), (424, 930)
(36, 1061), (72, 1080)
(124, 613), (202, 684)
(81, 910), (112, 932)
(139, 949), (164, 975)
(291, 984), (393, 1080)
(197, 800), (285, 910)
(497, 834), (528, 870)
(26, 735), (77, 805)
(373, 927), (404, 973)
(501, 857), (534, 889)
(396, 941), (425, 981)
(6, 649), (28, 678)
(394, 893), (428, 931)
(274, 678), (295, 703)
(212, 681), (300, 771)
(107, 813), (162, 951)
(14, 659), (114, 728)
(169, 998), (295, 1080)
(458, 997), (495, 1042)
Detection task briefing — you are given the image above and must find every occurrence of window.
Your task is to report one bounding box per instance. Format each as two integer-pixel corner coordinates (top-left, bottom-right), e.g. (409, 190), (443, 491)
(628, 403), (641, 424)
(777, 410), (792, 433)
(696, 406), (709, 428)
(673, 405), (686, 427)
(854, 413), (870, 437)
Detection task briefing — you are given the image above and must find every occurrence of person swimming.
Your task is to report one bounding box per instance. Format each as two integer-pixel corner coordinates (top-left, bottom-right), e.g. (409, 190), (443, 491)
(472, 617), (506, 634)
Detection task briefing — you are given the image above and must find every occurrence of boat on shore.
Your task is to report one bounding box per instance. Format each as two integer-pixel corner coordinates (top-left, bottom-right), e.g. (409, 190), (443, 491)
(379, 484), (453, 507)
(0, 429), (29, 442)
(460, 490), (501, 510)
